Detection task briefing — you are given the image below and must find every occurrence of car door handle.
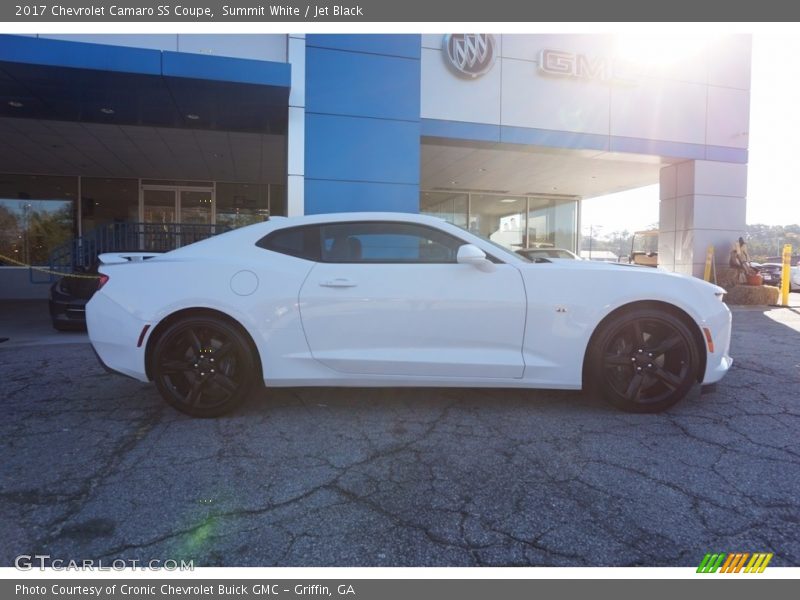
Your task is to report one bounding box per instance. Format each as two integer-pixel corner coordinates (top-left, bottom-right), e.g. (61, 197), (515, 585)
(319, 278), (358, 288)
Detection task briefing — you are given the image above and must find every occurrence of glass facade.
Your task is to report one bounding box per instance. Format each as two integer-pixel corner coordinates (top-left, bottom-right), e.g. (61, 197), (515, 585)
(1, 174), (578, 268)
(81, 178), (139, 233)
(0, 175), (77, 266)
(216, 183), (270, 229)
(527, 197), (578, 251)
(420, 191), (578, 252)
(419, 191), (468, 230)
(0, 174), (287, 267)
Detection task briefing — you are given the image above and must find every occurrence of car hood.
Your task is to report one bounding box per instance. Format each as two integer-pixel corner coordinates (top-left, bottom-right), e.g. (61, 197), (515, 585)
(518, 258), (727, 294)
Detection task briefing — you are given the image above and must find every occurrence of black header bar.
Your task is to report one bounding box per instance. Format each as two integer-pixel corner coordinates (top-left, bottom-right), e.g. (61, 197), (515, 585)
(3, 579), (797, 600)
(3, 0), (800, 22)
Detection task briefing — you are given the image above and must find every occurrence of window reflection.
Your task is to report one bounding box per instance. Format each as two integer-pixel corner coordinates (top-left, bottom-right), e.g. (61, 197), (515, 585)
(81, 178), (139, 232)
(470, 194), (526, 250)
(420, 190), (578, 252)
(419, 192), (468, 229)
(0, 175), (76, 266)
(215, 182), (270, 229)
(528, 197), (577, 251)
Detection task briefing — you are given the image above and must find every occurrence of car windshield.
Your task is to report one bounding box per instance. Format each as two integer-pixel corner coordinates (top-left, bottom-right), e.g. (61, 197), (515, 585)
(455, 225), (530, 262)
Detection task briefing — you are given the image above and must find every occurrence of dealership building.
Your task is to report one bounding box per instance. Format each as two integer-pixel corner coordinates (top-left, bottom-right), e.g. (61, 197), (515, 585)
(0, 33), (750, 297)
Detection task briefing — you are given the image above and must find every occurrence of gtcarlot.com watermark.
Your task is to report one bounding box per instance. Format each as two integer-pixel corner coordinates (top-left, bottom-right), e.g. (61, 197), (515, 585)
(14, 554), (194, 571)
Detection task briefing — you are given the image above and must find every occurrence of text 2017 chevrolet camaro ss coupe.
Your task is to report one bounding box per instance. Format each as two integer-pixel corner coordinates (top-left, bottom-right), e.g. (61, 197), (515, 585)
(87, 213), (732, 417)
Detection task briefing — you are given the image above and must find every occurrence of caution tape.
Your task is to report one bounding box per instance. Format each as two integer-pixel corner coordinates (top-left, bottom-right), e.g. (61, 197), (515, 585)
(0, 253), (102, 279)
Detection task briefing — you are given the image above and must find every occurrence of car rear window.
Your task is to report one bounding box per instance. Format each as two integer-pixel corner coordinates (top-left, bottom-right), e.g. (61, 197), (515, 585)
(256, 226), (321, 261)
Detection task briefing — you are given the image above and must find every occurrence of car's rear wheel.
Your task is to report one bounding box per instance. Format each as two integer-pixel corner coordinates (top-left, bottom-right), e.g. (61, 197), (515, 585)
(589, 308), (700, 413)
(152, 317), (257, 417)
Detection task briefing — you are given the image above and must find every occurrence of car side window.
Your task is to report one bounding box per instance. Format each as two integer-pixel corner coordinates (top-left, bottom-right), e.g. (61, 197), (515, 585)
(319, 222), (464, 264)
(256, 225), (321, 261)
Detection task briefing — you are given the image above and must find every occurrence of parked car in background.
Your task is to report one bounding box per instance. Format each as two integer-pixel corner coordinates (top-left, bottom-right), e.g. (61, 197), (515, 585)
(49, 264), (103, 331)
(516, 247), (580, 262)
(87, 212), (733, 417)
(755, 263), (782, 287)
(763, 255), (800, 291)
(50, 253), (157, 330)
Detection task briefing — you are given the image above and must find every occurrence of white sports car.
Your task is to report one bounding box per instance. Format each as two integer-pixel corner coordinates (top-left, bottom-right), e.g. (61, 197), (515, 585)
(87, 212), (732, 417)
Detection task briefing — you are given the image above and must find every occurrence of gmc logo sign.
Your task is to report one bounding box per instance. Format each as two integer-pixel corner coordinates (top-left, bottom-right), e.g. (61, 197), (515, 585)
(538, 49), (639, 84)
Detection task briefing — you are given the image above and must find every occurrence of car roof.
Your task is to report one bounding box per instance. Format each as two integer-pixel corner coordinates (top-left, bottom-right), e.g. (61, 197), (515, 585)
(270, 212), (449, 227)
(186, 212), (461, 245)
(163, 211), (526, 265)
(220, 212), (460, 239)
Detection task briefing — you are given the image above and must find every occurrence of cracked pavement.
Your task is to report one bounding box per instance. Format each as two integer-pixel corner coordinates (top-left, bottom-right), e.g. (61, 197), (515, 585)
(1, 302), (799, 567)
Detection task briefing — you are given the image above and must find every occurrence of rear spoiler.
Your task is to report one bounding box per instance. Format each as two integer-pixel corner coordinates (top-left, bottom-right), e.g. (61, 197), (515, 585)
(98, 252), (161, 265)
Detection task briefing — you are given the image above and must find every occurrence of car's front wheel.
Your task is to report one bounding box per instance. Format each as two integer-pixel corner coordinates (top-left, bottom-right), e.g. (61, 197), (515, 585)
(588, 308), (701, 413)
(151, 316), (258, 417)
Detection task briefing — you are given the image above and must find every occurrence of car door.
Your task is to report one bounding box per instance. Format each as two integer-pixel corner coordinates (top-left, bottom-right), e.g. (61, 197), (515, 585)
(297, 221), (527, 379)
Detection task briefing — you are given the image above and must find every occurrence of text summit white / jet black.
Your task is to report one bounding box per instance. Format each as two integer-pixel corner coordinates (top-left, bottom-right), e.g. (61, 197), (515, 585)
(87, 212), (732, 417)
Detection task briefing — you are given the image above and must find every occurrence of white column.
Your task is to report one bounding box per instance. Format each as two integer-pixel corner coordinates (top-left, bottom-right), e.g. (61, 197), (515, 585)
(659, 160), (747, 277)
(286, 34), (306, 217)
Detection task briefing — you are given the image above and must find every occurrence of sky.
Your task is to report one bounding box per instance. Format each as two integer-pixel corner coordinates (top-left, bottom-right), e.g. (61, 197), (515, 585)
(581, 33), (800, 235)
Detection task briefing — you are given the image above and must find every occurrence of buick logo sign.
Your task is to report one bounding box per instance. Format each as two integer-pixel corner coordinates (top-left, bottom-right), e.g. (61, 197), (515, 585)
(443, 34), (497, 79)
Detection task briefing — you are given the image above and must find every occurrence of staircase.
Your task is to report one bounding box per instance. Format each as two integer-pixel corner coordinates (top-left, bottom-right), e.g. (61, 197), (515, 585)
(42, 221), (229, 282)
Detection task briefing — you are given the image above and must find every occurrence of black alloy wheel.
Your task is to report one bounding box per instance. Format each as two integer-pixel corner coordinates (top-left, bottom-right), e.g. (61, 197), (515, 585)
(590, 308), (700, 413)
(152, 317), (257, 417)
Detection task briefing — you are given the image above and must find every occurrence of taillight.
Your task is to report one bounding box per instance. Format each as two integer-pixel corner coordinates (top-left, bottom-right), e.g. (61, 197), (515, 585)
(96, 274), (109, 290)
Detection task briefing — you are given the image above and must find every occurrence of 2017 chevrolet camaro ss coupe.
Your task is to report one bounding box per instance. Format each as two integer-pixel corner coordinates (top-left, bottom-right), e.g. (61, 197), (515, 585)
(87, 213), (732, 417)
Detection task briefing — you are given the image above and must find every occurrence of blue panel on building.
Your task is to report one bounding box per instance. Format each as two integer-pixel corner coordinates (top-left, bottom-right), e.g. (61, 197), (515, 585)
(306, 113), (420, 184)
(162, 50), (290, 87)
(609, 136), (707, 160)
(501, 125), (609, 152)
(0, 35), (290, 134)
(0, 62), (174, 125)
(305, 180), (419, 215)
(0, 34), (161, 75)
(705, 145), (748, 164)
(306, 34), (420, 59)
(304, 34), (422, 214)
(306, 47), (419, 121)
(421, 118), (501, 143)
(422, 119), (613, 151)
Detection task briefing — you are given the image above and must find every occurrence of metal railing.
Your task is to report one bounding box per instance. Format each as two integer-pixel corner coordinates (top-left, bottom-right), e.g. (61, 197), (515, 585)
(43, 221), (229, 282)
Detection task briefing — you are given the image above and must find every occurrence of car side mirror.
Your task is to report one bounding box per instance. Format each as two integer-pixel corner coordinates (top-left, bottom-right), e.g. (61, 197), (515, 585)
(457, 244), (494, 272)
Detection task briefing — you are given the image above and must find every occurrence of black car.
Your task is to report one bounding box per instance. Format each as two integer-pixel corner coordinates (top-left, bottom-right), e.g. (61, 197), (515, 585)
(756, 263), (783, 287)
(48, 264), (104, 331)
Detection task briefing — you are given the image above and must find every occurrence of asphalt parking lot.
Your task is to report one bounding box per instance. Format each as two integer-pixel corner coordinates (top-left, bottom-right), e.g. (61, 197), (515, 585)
(1, 298), (799, 567)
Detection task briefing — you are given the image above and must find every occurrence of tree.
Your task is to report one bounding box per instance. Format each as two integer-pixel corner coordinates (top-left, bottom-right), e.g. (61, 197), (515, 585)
(0, 205), (22, 265)
(745, 224), (800, 259)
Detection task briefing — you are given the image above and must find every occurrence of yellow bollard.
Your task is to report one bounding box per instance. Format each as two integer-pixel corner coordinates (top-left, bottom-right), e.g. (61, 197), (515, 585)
(780, 244), (792, 306)
(703, 246), (714, 282)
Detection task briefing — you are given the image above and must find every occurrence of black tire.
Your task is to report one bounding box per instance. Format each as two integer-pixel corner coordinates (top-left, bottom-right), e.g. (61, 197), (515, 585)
(588, 308), (700, 413)
(151, 316), (257, 417)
